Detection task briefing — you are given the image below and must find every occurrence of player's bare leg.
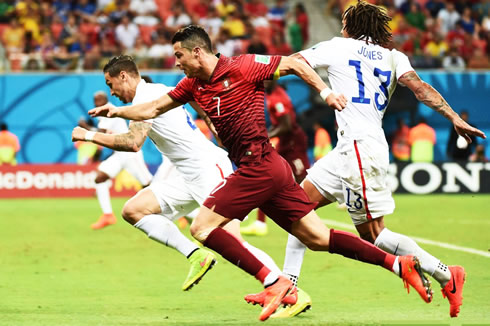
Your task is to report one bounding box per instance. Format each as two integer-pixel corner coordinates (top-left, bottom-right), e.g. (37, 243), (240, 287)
(122, 188), (216, 291)
(92, 171), (116, 229)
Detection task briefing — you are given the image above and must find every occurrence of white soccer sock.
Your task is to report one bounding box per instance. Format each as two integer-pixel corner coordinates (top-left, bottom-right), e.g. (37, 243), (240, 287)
(243, 242), (281, 275)
(134, 214), (199, 257)
(95, 181), (112, 214)
(282, 234), (307, 286)
(374, 227), (451, 285)
(264, 271), (281, 287)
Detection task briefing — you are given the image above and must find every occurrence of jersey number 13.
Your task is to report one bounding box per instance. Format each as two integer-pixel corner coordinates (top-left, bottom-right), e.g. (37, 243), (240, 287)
(349, 60), (392, 111)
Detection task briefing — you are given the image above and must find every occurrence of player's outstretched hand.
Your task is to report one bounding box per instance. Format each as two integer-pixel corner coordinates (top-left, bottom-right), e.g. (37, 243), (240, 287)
(72, 126), (88, 142)
(326, 93), (348, 112)
(453, 117), (486, 144)
(89, 104), (119, 118)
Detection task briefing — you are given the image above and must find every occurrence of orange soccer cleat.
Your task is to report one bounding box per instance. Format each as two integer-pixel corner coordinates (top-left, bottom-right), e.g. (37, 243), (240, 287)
(245, 284), (297, 307)
(245, 276), (295, 321)
(441, 266), (466, 317)
(399, 255), (433, 303)
(91, 213), (117, 230)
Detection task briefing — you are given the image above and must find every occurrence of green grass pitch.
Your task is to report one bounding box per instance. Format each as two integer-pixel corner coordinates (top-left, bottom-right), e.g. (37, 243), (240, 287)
(1, 194), (489, 325)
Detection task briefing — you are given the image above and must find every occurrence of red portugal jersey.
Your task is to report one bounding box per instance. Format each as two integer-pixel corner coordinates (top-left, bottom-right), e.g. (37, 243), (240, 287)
(266, 85), (307, 155)
(168, 54), (282, 165)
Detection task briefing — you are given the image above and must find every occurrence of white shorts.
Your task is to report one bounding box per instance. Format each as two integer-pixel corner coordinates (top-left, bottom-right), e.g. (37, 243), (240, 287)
(306, 135), (394, 225)
(149, 157), (233, 221)
(98, 151), (153, 185)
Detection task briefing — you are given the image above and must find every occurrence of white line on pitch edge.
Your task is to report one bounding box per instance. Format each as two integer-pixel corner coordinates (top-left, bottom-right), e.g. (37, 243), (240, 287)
(321, 219), (490, 258)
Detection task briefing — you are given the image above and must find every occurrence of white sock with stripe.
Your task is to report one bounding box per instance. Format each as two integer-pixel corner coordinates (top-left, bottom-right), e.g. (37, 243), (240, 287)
(375, 227), (451, 286)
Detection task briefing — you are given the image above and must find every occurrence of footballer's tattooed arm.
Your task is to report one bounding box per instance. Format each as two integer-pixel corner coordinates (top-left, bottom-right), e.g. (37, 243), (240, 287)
(399, 71), (486, 142)
(112, 121), (152, 151)
(72, 121), (152, 152)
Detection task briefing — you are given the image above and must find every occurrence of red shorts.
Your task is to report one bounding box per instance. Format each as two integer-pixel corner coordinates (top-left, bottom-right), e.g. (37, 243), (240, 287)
(280, 150), (310, 182)
(203, 150), (316, 232)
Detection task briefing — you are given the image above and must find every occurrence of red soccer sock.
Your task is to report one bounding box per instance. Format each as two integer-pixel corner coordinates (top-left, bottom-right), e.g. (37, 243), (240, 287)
(204, 227), (268, 278)
(328, 229), (395, 271)
(257, 209), (266, 223)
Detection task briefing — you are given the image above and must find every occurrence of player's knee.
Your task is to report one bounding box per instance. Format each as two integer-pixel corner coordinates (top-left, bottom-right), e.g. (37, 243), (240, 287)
(301, 237), (330, 251)
(121, 202), (141, 225)
(190, 222), (212, 244)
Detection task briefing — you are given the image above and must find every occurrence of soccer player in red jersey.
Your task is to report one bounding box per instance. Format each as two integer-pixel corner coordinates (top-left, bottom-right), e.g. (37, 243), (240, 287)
(90, 25), (432, 321)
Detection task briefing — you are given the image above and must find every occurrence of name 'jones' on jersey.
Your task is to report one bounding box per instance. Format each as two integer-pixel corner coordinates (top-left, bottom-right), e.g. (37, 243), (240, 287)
(169, 54), (282, 165)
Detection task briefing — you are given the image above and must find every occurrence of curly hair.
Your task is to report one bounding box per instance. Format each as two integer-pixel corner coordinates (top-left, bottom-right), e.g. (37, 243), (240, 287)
(342, 1), (392, 46)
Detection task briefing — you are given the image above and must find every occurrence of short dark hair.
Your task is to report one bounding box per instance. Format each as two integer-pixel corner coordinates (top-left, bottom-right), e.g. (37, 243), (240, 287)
(103, 55), (139, 77)
(171, 25), (213, 53)
(0, 122), (7, 131)
(342, 1), (392, 46)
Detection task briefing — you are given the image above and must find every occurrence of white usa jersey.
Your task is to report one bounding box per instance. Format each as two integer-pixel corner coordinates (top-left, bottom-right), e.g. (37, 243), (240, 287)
(132, 79), (229, 181)
(97, 105), (129, 134)
(300, 37), (414, 138)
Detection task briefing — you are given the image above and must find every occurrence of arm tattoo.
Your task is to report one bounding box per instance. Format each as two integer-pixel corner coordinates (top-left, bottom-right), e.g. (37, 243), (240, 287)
(113, 122), (151, 151)
(401, 72), (454, 120)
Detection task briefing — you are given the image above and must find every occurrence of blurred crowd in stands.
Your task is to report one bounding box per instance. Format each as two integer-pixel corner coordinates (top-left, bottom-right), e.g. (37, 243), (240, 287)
(0, 0), (488, 72)
(0, 0), (307, 71)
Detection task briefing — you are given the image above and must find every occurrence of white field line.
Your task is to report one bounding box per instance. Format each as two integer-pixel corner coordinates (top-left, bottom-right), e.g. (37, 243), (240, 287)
(321, 218), (490, 258)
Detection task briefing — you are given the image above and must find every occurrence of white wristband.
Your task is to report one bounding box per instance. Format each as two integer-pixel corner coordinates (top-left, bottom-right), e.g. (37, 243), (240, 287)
(320, 87), (333, 102)
(85, 131), (96, 141)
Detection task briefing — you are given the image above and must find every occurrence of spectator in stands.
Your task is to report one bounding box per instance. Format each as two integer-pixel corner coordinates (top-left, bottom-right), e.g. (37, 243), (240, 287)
(191, 0), (211, 20)
(391, 118), (411, 162)
(127, 37), (149, 68)
(425, 0), (445, 19)
(215, 28), (237, 56)
(245, 0), (269, 17)
(199, 5), (223, 41)
(115, 15), (139, 51)
(294, 3), (309, 47)
(313, 122), (332, 161)
(267, 0), (288, 33)
(165, 3), (192, 34)
(268, 31), (292, 55)
(74, 0), (97, 18)
(437, 2), (460, 36)
(52, 0), (72, 23)
(406, 2), (426, 31)
(0, 0), (15, 23)
(247, 31), (268, 54)
(48, 42), (79, 70)
(216, 0), (236, 19)
(0, 122), (20, 165)
(129, 0), (159, 26)
(442, 47), (466, 71)
(408, 118), (436, 162)
(447, 110), (476, 162)
(467, 47), (490, 68)
(147, 31), (174, 68)
(222, 8), (246, 39)
(2, 18), (25, 55)
(460, 7), (476, 35)
(424, 32), (448, 58)
(469, 144), (489, 162)
(58, 14), (78, 48)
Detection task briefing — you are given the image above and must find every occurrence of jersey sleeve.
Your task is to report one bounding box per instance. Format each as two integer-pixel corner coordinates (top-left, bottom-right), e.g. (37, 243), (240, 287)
(392, 49), (414, 80)
(298, 38), (339, 69)
(239, 54), (282, 83)
(168, 77), (194, 104)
